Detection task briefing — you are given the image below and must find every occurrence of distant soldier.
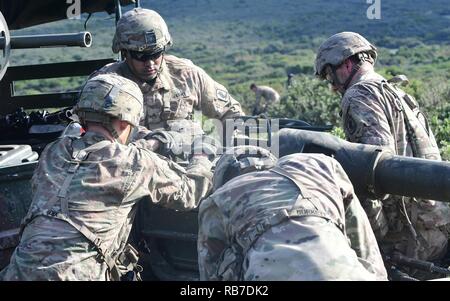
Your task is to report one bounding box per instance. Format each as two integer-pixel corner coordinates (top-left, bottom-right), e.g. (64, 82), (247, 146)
(198, 146), (388, 281)
(286, 73), (296, 89)
(0, 74), (213, 281)
(250, 83), (280, 115)
(314, 32), (450, 266)
(95, 8), (244, 137)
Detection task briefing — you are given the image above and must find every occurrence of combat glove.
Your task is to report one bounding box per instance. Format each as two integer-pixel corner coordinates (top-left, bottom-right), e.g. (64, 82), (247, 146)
(144, 130), (184, 159)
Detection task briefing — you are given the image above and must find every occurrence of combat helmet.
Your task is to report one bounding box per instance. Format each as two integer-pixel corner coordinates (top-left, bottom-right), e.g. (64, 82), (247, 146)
(112, 8), (172, 54)
(314, 32), (377, 79)
(213, 146), (277, 191)
(74, 73), (144, 138)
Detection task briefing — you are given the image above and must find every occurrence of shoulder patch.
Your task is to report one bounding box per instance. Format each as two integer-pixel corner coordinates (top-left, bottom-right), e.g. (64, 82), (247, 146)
(216, 89), (228, 102)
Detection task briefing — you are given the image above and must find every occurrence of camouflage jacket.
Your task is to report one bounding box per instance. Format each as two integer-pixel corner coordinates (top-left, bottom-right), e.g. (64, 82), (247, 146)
(198, 153), (387, 280)
(341, 71), (450, 260)
(341, 71), (440, 159)
(1, 131), (212, 281)
(96, 55), (244, 131)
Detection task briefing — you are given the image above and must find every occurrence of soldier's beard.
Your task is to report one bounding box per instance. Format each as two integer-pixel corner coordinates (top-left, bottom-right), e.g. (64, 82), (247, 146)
(329, 84), (345, 96)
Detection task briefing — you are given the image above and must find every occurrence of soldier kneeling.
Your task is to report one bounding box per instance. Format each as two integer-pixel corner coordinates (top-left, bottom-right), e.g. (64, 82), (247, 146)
(0, 74), (213, 281)
(197, 146), (388, 281)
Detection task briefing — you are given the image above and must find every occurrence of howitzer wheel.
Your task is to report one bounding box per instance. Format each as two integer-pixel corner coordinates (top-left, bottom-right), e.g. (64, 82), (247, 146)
(0, 10), (10, 81)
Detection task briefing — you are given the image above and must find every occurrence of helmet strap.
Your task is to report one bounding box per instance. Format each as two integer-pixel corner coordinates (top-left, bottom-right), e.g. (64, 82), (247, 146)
(156, 48), (166, 78)
(144, 49), (165, 85)
(103, 120), (120, 142)
(342, 60), (362, 91)
(330, 58), (363, 93)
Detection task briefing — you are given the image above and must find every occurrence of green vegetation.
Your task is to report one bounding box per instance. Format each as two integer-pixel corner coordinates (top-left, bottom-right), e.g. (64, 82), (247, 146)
(7, 0), (449, 158)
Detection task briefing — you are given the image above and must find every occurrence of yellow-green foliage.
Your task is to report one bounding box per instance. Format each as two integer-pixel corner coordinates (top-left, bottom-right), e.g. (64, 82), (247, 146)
(8, 0), (449, 159)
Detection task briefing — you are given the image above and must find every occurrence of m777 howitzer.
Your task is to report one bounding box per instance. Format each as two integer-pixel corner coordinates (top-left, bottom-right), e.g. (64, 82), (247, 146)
(276, 128), (450, 202)
(0, 107), (74, 138)
(0, 9), (92, 81)
(277, 128), (450, 280)
(0, 9), (103, 150)
(225, 116), (333, 149)
(0, 31), (92, 49)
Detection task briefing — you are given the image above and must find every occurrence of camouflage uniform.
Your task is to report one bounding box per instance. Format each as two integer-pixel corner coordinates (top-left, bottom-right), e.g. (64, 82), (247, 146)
(286, 74), (296, 89)
(314, 32), (450, 263)
(341, 71), (450, 260)
(97, 55), (243, 131)
(95, 8), (243, 133)
(198, 153), (387, 281)
(252, 85), (280, 115)
(0, 74), (212, 281)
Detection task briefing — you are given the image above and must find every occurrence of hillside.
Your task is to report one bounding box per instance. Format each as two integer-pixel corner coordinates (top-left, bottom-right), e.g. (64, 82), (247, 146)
(6, 0), (450, 157)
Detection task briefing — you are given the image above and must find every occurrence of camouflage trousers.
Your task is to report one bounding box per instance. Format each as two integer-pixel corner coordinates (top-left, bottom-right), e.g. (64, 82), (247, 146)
(243, 216), (387, 281)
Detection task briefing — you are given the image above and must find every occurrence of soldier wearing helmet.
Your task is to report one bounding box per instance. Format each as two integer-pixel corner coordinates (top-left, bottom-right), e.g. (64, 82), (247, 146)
(286, 73), (296, 89)
(0, 74), (213, 281)
(198, 146), (387, 281)
(95, 8), (244, 136)
(314, 32), (450, 272)
(249, 83), (280, 116)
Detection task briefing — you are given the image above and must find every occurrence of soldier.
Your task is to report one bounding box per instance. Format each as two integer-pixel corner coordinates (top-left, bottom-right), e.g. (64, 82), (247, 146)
(197, 146), (388, 281)
(250, 83), (280, 115)
(314, 32), (450, 267)
(0, 74), (213, 281)
(286, 73), (296, 89)
(95, 8), (243, 137)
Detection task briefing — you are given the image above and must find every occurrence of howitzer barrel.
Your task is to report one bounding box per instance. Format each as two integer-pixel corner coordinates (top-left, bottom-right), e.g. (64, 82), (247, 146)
(0, 32), (92, 49)
(277, 128), (450, 202)
(375, 155), (450, 201)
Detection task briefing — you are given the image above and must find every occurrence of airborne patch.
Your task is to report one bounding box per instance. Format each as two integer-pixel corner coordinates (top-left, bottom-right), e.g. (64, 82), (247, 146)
(216, 89), (228, 102)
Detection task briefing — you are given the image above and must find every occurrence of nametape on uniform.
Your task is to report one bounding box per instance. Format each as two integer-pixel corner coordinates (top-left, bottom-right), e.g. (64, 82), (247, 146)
(216, 89), (228, 102)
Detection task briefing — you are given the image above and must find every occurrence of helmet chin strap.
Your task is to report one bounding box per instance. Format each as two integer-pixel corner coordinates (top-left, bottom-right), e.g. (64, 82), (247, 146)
(331, 59), (363, 94)
(143, 50), (165, 85)
(151, 47), (166, 83)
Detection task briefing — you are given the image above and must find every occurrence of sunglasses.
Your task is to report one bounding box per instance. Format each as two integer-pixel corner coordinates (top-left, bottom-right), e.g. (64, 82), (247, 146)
(128, 50), (163, 62)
